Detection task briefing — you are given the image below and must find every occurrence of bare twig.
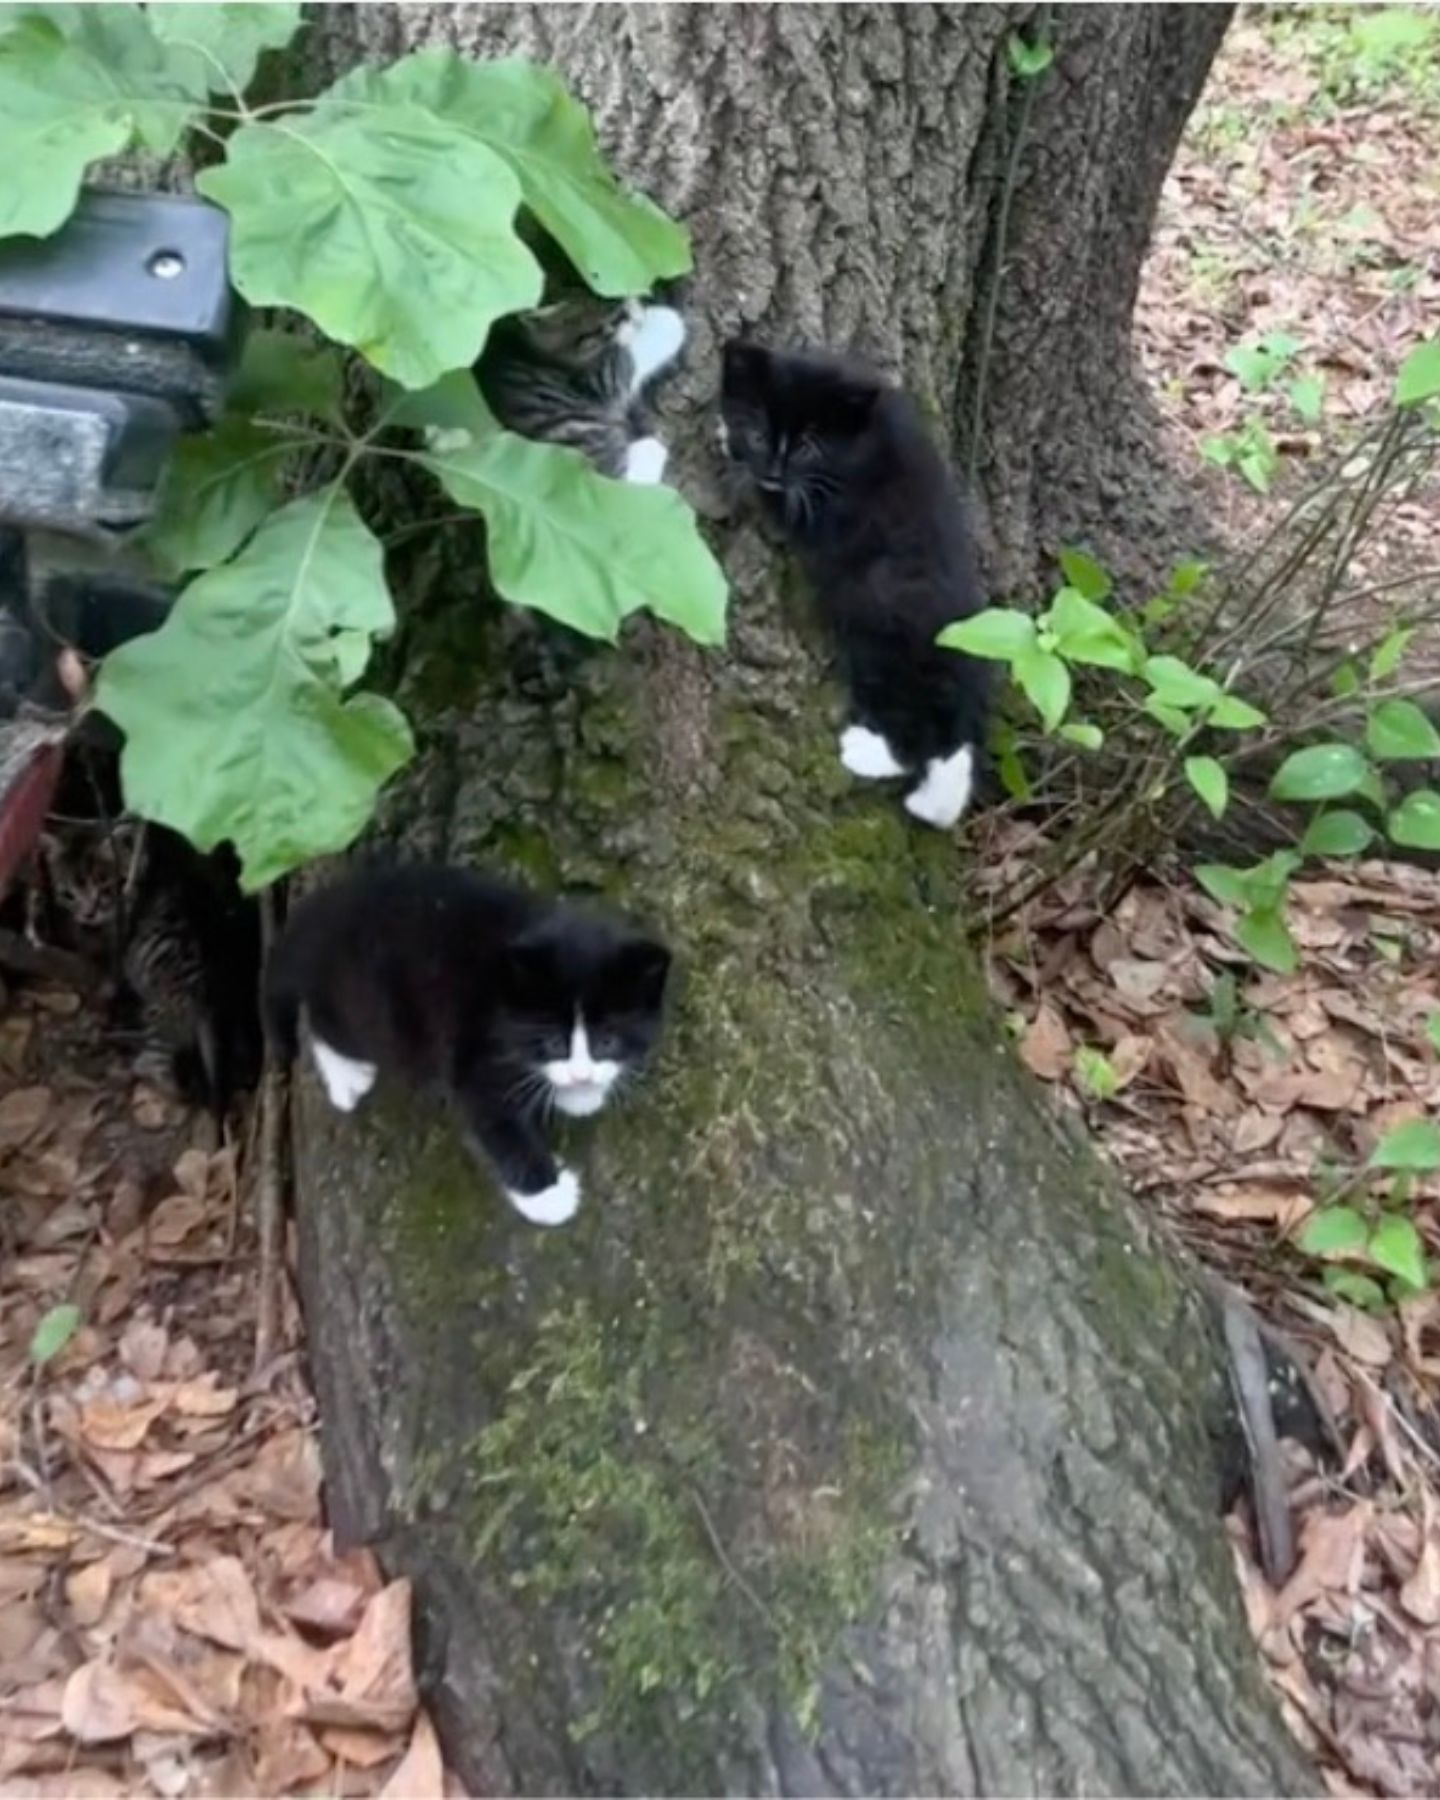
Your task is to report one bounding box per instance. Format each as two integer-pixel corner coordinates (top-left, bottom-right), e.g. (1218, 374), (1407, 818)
(253, 890), (291, 1375)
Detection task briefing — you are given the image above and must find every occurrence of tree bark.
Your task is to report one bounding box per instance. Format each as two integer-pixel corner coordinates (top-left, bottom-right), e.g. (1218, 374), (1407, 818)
(292, 6), (1312, 1793)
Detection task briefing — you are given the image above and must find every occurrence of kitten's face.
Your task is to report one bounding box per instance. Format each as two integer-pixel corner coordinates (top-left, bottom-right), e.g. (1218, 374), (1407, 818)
(507, 296), (624, 369)
(720, 341), (882, 528)
(497, 922), (671, 1119)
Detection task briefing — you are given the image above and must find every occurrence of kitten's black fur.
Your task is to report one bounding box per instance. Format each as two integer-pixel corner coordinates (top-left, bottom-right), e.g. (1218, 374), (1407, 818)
(720, 340), (990, 824)
(264, 864), (671, 1223)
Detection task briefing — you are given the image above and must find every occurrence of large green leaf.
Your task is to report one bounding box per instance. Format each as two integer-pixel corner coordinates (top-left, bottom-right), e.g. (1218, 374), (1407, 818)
(198, 106), (543, 388)
(406, 375), (725, 644)
(1296, 1205), (1368, 1260)
(936, 609), (1034, 660)
(1370, 1119), (1440, 1172)
(1013, 644), (1070, 731)
(1366, 698), (1440, 761)
(323, 50), (690, 296)
(142, 416), (295, 576)
(148, 2), (301, 94)
(1368, 1215), (1427, 1290)
(1269, 742), (1372, 802)
(96, 490), (413, 889)
(1184, 755), (1228, 820)
(1235, 906), (1297, 975)
(1047, 587), (1137, 671)
(1301, 809), (1374, 857)
(0, 8), (203, 237)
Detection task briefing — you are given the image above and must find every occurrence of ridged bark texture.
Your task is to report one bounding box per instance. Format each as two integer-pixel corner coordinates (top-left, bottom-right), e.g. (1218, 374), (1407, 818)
(292, 7), (1312, 1795)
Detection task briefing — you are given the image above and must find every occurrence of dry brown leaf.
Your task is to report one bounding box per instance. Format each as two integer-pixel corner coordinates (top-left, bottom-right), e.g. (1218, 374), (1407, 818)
(1019, 1003), (1071, 1081)
(284, 1573), (372, 1640)
(60, 1662), (138, 1746)
(253, 1719), (330, 1795)
(78, 1394), (168, 1454)
(143, 1556), (261, 1655)
(65, 1559), (114, 1629)
(168, 1375), (239, 1420)
(0, 1086), (51, 1149)
(1155, 1024), (1233, 1115)
(1329, 1305), (1392, 1368)
(1192, 1185), (1310, 1228)
(145, 1195), (209, 1248)
(118, 1317), (169, 1382)
(320, 1723), (406, 1769)
(1276, 1503), (1373, 1626)
(380, 1710), (444, 1799)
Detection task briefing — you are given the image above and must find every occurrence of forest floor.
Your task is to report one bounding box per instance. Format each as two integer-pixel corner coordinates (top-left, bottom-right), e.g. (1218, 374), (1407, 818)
(1, 8), (1438, 1796)
(989, 10), (1440, 1794)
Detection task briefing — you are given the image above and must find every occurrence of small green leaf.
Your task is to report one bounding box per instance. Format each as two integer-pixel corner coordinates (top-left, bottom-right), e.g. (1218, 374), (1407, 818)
(1006, 32), (1054, 78)
(1195, 863), (1251, 909)
(1059, 721), (1104, 750)
(937, 608), (1035, 660)
(323, 50), (690, 296)
(1370, 1119), (1440, 1172)
(995, 732), (1032, 802)
(1047, 587), (1137, 671)
(1056, 547), (1111, 602)
(1301, 809), (1374, 857)
(1427, 1012), (1440, 1056)
(198, 107), (544, 388)
(149, 2), (301, 94)
(1368, 1215), (1427, 1290)
(1331, 661), (1362, 699)
(1353, 6), (1436, 62)
(1143, 655), (1221, 708)
(1073, 1046), (1118, 1101)
(1167, 559), (1208, 599)
(1369, 626), (1413, 682)
(1323, 1268), (1387, 1311)
(1184, 755), (1228, 820)
(1395, 341), (1440, 408)
(1209, 693), (1267, 730)
(1226, 335), (1300, 392)
(1269, 742), (1372, 803)
(1143, 697), (1192, 738)
(1388, 789), (1440, 849)
(1296, 1205), (1368, 1259)
(1200, 434), (1237, 467)
(97, 489), (414, 890)
(1287, 372), (1325, 422)
(28, 1301), (81, 1367)
(142, 417), (293, 577)
(1013, 645), (1070, 731)
(414, 378), (726, 644)
(1367, 698), (1440, 762)
(228, 328), (345, 424)
(1236, 907), (1298, 975)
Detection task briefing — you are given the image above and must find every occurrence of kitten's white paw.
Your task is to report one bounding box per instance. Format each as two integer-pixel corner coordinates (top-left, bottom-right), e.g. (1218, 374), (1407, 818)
(310, 1037), (378, 1112)
(507, 1167), (581, 1227)
(620, 304), (687, 390)
(715, 415), (730, 455)
(623, 435), (668, 484)
(839, 724), (905, 780)
(904, 744), (975, 830)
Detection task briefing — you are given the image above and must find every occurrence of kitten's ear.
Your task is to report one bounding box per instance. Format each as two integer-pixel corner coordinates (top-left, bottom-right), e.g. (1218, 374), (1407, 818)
(616, 937), (672, 1001)
(722, 340), (772, 397)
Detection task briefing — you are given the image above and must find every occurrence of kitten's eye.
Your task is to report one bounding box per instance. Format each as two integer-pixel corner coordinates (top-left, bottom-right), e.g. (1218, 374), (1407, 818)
(591, 1032), (622, 1059)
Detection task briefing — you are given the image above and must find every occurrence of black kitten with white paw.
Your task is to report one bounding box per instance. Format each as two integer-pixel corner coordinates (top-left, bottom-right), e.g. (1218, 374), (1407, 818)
(720, 341), (989, 829)
(264, 865), (671, 1228)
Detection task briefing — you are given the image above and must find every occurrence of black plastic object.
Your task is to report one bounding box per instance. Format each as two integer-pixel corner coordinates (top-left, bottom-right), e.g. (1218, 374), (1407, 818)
(0, 187), (244, 537)
(0, 189), (234, 356)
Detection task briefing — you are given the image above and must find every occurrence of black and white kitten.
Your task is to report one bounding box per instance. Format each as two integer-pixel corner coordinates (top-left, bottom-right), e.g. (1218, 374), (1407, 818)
(720, 341), (989, 829)
(264, 864), (671, 1228)
(477, 295), (686, 485)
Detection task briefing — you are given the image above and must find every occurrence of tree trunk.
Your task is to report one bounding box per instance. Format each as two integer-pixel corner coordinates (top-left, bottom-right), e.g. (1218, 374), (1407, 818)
(292, 6), (1311, 1793)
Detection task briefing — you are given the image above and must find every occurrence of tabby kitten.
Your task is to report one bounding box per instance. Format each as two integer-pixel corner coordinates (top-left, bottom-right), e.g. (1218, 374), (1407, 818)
(264, 863), (672, 1228)
(478, 295), (686, 484)
(720, 341), (990, 829)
